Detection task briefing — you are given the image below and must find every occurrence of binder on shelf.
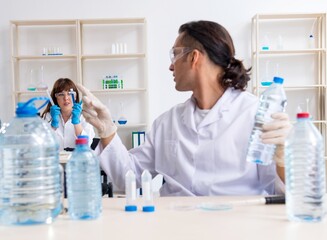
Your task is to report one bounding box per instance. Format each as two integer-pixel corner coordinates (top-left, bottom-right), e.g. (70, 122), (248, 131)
(132, 131), (145, 148)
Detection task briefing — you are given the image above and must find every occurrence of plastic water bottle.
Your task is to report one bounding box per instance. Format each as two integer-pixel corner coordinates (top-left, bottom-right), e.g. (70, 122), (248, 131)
(285, 112), (326, 222)
(246, 76), (287, 165)
(66, 136), (102, 220)
(0, 97), (61, 225)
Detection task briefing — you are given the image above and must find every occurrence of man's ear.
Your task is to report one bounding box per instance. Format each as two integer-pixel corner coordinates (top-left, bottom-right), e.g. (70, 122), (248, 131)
(190, 49), (201, 67)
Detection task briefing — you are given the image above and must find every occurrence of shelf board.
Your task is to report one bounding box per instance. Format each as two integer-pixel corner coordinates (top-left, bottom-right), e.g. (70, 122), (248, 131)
(81, 53), (146, 60)
(15, 90), (49, 95)
(15, 88), (147, 95)
(90, 88), (147, 94)
(253, 49), (326, 55)
(253, 85), (327, 89)
(13, 55), (77, 60)
(79, 18), (145, 25)
(253, 13), (326, 20)
(116, 123), (147, 129)
(11, 20), (78, 26)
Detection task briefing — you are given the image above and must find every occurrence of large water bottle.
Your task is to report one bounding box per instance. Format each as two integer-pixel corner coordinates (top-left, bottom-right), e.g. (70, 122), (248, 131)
(246, 76), (287, 165)
(66, 136), (102, 220)
(0, 97), (61, 225)
(285, 112), (326, 222)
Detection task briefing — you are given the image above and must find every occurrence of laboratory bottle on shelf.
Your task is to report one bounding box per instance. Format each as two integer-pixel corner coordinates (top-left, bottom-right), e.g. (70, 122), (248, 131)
(118, 102), (127, 125)
(125, 170), (137, 212)
(246, 76), (287, 165)
(27, 69), (36, 91)
(141, 170), (155, 212)
(0, 97), (61, 225)
(261, 33), (270, 50)
(36, 65), (48, 91)
(66, 136), (102, 220)
(285, 112), (326, 222)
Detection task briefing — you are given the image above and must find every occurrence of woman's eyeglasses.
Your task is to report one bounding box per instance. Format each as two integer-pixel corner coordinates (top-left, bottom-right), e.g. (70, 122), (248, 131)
(55, 91), (73, 99)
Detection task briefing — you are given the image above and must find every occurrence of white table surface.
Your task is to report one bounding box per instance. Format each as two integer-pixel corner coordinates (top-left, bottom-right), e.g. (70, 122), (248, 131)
(0, 196), (326, 240)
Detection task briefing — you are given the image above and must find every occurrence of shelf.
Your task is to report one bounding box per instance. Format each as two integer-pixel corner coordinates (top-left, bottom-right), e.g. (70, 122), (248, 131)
(79, 18), (145, 25)
(253, 49), (326, 55)
(15, 91), (49, 95)
(82, 53), (145, 60)
(11, 20), (78, 26)
(90, 89), (147, 94)
(13, 55), (77, 60)
(253, 13), (326, 20)
(254, 85), (327, 90)
(11, 18), (148, 150)
(116, 123), (147, 129)
(251, 12), (327, 157)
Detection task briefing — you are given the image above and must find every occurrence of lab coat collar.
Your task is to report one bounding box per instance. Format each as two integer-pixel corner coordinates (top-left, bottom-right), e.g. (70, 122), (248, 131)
(182, 88), (233, 131)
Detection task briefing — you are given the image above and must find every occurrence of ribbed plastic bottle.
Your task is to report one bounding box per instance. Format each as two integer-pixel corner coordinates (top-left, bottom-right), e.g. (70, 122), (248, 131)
(0, 97), (61, 225)
(285, 112), (326, 222)
(66, 136), (102, 220)
(246, 76), (287, 165)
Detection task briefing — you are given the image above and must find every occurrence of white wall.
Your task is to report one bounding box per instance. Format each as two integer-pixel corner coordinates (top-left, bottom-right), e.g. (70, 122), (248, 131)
(1, 0), (327, 124)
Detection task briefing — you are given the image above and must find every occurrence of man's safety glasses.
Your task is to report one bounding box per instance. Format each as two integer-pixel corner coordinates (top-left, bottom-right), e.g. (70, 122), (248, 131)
(169, 47), (193, 64)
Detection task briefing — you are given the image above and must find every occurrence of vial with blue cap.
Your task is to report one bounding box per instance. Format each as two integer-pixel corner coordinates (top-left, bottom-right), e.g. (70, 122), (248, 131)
(141, 170), (155, 212)
(0, 97), (62, 225)
(125, 170), (137, 212)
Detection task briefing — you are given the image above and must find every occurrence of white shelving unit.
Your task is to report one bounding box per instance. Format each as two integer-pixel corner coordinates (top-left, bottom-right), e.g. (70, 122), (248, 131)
(10, 18), (148, 149)
(251, 13), (327, 156)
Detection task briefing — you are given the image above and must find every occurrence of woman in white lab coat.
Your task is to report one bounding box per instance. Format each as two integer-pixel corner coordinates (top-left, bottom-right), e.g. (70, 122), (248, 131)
(41, 78), (95, 151)
(78, 21), (291, 196)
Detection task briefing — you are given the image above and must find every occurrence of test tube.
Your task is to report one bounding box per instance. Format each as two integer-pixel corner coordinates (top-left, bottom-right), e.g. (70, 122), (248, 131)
(69, 88), (76, 105)
(141, 170), (155, 212)
(125, 170), (137, 212)
(46, 89), (55, 106)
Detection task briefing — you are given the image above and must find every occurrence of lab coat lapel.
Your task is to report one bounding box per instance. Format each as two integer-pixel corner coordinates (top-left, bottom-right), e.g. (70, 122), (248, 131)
(197, 88), (232, 129)
(181, 97), (197, 133)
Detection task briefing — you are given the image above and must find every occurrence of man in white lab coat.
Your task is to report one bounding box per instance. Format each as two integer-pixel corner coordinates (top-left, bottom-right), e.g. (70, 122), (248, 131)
(78, 20), (291, 196)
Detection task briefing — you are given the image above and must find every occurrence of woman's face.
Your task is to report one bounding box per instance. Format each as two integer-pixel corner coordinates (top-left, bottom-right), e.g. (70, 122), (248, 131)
(55, 90), (74, 113)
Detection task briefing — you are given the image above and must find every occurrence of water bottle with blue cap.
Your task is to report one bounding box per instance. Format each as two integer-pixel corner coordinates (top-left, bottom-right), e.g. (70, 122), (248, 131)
(246, 76), (287, 165)
(0, 97), (61, 225)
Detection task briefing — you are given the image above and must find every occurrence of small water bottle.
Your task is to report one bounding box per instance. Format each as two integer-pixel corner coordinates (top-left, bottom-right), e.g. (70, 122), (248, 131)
(66, 136), (102, 220)
(0, 97), (61, 225)
(285, 112), (326, 222)
(246, 76), (287, 165)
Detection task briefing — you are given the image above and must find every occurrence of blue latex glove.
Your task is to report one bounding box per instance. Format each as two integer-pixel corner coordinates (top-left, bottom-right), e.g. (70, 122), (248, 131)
(50, 105), (61, 129)
(72, 101), (82, 125)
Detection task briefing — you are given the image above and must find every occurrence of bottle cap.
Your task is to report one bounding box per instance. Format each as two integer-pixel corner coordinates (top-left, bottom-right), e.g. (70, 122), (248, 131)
(16, 97), (49, 117)
(125, 205), (137, 212)
(76, 138), (88, 145)
(142, 205), (155, 212)
(273, 76), (284, 84)
(297, 112), (310, 118)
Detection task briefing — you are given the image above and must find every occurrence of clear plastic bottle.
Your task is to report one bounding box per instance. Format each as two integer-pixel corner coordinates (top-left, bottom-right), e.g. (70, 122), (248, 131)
(285, 112), (326, 222)
(66, 136), (102, 220)
(246, 76), (287, 165)
(0, 97), (61, 225)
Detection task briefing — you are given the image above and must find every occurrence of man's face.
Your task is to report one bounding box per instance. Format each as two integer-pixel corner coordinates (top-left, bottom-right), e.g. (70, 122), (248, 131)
(169, 34), (194, 92)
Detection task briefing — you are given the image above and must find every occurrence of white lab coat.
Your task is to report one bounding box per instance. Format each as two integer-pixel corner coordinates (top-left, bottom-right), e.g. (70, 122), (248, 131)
(100, 88), (284, 196)
(45, 113), (95, 151)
